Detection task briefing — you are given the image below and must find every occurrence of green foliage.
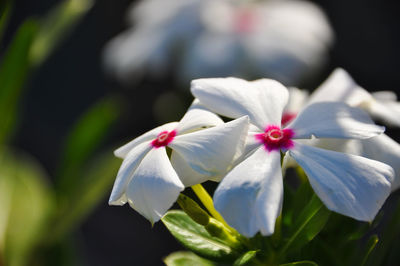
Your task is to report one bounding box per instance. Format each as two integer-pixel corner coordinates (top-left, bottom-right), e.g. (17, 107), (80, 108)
(0, 150), (53, 266)
(164, 251), (216, 266)
(233, 250), (258, 266)
(0, 0), (12, 43)
(280, 261), (318, 266)
(162, 210), (241, 263)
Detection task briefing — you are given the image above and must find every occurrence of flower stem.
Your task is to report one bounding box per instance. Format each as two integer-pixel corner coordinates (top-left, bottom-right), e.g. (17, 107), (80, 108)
(191, 184), (230, 228)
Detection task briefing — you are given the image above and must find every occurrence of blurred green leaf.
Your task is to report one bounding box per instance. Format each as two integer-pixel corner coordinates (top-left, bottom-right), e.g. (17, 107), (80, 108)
(0, 0), (12, 43)
(0, 19), (39, 145)
(164, 251), (216, 266)
(0, 150), (53, 266)
(48, 152), (120, 243)
(162, 210), (240, 263)
(234, 250), (258, 266)
(280, 261), (318, 266)
(57, 97), (120, 195)
(29, 0), (94, 66)
(280, 195), (330, 255)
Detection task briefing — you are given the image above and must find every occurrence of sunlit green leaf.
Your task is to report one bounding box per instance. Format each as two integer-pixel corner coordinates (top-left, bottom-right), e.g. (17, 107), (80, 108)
(164, 251), (215, 266)
(48, 152), (120, 243)
(162, 210), (240, 263)
(56, 97), (120, 195)
(0, 150), (53, 266)
(361, 235), (378, 266)
(280, 195), (330, 255)
(177, 194), (210, 226)
(0, 19), (39, 145)
(29, 0), (94, 66)
(234, 250), (258, 266)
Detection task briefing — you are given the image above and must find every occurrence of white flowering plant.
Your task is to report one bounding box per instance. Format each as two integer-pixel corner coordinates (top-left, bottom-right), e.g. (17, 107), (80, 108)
(110, 72), (400, 265)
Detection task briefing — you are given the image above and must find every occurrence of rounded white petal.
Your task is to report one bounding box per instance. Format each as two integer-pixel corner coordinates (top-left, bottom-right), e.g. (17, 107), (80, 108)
(175, 99), (224, 134)
(169, 116), (249, 177)
(359, 134), (400, 191)
(170, 150), (212, 187)
(289, 142), (393, 221)
(191, 77), (289, 129)
(109, 142), (153, 205)
(286, 87), (309, 114)
(114, 122), (179, 159)
(214, 147), (283, 237)
(368, 100), (400, 127)
(286, 102), (384, 139)
(371, 91), (398, 102)
(126, 147), (184, 223)
(308, 68), (372, 106)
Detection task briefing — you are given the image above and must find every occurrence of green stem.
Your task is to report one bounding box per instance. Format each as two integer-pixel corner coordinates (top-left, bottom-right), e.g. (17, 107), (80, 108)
(191, 184), (230, 229)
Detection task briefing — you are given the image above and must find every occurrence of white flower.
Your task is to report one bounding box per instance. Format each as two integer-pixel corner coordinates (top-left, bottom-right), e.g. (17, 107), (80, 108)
(103, 0), (333, 85)
(285, 68), (400, 191)
(191, 77), (394, 237)
(109, 100), (249, 223)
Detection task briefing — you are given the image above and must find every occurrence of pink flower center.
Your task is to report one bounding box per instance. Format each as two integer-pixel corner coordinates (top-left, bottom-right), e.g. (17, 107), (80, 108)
(281, 112), (297, 126)
(151, 130), (176, 148)
(255, 125), (294, 152)
(234, 8), (256, 34)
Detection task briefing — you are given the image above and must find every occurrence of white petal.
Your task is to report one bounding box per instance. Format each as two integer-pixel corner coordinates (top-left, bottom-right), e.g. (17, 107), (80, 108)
(114, 122), (179, 158)
(371, 91), (398, 102)
(368, 100), (400, 127)
(286, 102), (384, 139)
(126, 147), (184, 223)
(170, 150), (213, 187)
(289, 142), (393, 221)
(308, 68), (372, 106)
(175, 99), (224, 134)
(214, 147), (283, 237)
(359, 134), (400, 191)
(191, 77), (289, 129)
(286, 87), (309, 114)
(109, 142), (153, 205)
(169, 116), (249, 177)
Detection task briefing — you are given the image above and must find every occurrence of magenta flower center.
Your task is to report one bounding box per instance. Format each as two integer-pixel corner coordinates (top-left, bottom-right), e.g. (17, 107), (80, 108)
(151, 130), (176, 148)
(281, 112), (297, 126)
(255, 125), (294, 152)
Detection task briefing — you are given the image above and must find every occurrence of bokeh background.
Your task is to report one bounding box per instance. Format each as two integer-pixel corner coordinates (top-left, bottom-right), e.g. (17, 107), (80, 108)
(3, 0), (400, 265)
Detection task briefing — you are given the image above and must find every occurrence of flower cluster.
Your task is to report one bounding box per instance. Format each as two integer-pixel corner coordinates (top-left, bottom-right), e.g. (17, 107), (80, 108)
(103, 0), (333, 85)
(110, 69), (398, 238)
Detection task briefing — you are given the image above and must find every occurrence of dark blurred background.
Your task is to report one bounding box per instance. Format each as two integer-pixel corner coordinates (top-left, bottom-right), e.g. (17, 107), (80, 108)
(3, 0), (400, 265)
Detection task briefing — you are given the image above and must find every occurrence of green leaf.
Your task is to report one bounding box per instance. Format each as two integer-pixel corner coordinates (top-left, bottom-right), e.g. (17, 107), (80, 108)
(0, 150), (53, 266)
(29, 0), (93, 66)
(280, 261), (318, 266)
(56, 97), (120, 195)
(162, 210), (240, 262)
(280, 194), (330, 255)
(0, 0), (12, 43)
(164, 251), (215, 266)
(48, 152), (120, 243)
(0, 19), (39, 145)
(234, 250), (258, 266)
(177, 194), (210, 226)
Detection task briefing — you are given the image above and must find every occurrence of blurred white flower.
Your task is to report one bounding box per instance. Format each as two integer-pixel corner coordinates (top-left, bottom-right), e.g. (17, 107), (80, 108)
(104, 0), (334, 85)
(285, 68), (400, 190)
(109, 100), (249, 223)
(192, 77), (393, 237)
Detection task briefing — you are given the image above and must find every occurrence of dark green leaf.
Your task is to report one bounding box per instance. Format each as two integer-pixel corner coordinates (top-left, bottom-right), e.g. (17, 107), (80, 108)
(280, 261), (318, 266)
(0, 0), (12, 42)
(56, 97), (120, 195)
(361, 235), (378, 266)
(29, 0), (93, 66)
(162, 210), (240, 262)
(0, 19), (38, 145)
(177, 194), (210, 226)
(234, 250), (258, 266)
(280, 195), (330, 255)
(164, 251), (215, 266)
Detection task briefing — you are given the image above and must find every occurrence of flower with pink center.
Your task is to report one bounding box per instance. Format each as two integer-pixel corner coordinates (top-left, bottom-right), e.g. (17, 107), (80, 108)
(191, 77), (394, 237)
(109, 99), (249, 223)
